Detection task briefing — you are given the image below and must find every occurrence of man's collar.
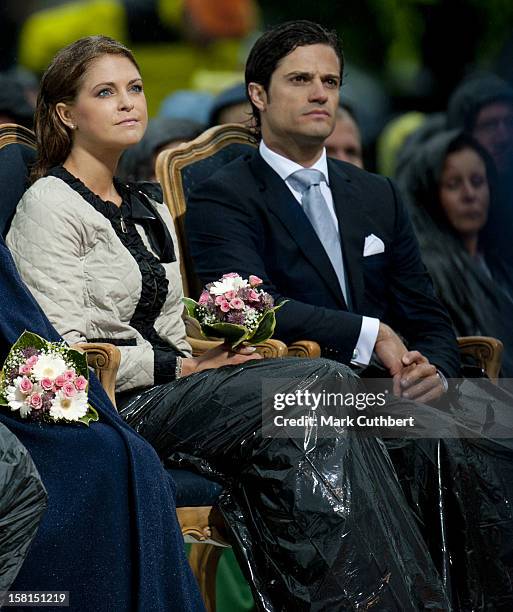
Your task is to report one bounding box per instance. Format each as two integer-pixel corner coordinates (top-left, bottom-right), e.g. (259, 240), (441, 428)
(259, 140), (330, 185)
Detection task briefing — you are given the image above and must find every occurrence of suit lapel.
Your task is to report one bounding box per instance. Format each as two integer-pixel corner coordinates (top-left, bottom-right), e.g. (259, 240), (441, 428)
(328, 159), (368, 312)
(249, 151), (347, 308)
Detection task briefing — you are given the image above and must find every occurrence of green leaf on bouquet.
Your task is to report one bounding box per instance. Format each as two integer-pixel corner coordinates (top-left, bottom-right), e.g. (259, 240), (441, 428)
(231, 332), (251, 349)
(246, 300), (289, 345)
(66, 348), (90, 380)
(182, 297), (199, 318)
(79, 405), (99, 426)
(10, 330), (48, 353)
(247, 311), (275, 345)
(202, 322), (249, 346)
(274, 299), (289, 311)
(0, 370), (7, 406)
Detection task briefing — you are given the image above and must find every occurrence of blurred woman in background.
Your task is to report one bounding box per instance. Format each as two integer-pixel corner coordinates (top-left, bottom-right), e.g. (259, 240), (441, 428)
(397, 129), (513, 379)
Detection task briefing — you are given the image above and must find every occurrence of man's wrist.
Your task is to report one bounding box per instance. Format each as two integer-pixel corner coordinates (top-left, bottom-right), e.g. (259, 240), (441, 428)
(376, 322), (393, 342)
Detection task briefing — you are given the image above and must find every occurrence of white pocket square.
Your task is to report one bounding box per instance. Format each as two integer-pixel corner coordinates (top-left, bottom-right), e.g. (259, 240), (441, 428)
(363, 234), (385, 257)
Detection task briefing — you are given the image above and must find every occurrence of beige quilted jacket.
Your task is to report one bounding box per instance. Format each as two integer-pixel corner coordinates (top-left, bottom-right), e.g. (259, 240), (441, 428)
(7, 176), (192, 392)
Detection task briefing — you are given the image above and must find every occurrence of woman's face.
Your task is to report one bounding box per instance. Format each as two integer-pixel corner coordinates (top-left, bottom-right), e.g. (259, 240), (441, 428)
(60, 54), (148, 153)
(438, 147), (490, 239)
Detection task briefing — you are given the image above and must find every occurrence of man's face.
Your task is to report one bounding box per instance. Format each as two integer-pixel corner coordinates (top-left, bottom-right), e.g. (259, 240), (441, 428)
(325, 112), (364, 167)
(249, 44), (341, 157)
(472, 101), (513, 174)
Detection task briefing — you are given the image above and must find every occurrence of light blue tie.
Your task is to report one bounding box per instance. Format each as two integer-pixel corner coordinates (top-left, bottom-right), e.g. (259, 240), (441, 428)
(288, 168), (349, 304)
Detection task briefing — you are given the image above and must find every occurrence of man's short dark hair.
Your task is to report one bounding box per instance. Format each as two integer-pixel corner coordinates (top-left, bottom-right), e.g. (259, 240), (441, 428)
(245, 20), (344, 129)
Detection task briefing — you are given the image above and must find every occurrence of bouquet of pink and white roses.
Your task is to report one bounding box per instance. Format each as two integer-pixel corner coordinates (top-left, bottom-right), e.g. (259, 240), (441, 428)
(183, 273), (287, 348)
(0, 331), (98, 425)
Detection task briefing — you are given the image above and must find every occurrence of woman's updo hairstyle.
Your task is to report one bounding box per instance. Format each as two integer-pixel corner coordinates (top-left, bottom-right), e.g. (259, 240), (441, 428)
(32, 35), (139, 182)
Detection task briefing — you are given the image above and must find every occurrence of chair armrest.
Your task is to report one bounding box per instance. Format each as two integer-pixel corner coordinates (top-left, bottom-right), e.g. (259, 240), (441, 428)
(176, 506), (231, 545)
(187, 336), (287, 359)
(457, 335), (503, 383)
(187, 337), (224, 356)
(286, 340), (321, 359)
(73, 342), (121, 407)
(256, 339), (288, 358)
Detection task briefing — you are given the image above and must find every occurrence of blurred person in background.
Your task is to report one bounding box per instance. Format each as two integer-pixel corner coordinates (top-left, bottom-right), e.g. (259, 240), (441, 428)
(447, 73), (513, 179)
(208, 82), (252, 127)
(117, 116), (203, 182)
(376, 111), (427, 177)
(159, 89), (213, 125)
(0, 73), (35, 127)
(447, 73), (513, 266)
(393, 112), (446, 178)
(324, 103), (363, 167)
(397, 129), (513, 380)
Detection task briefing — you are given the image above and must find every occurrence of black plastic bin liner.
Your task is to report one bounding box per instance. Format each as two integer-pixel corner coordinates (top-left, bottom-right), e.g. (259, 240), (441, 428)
(0, 422), (47, 591)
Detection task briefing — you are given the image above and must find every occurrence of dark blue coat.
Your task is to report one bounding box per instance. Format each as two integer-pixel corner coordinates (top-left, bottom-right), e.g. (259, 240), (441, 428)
(0, 236), (204, 612)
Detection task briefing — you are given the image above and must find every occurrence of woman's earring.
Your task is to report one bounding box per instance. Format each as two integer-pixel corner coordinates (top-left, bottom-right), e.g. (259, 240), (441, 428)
(70, 124), (76, 130)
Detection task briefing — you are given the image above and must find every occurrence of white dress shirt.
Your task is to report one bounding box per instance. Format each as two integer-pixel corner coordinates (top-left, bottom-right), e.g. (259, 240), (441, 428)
(259, 140), (379, 366)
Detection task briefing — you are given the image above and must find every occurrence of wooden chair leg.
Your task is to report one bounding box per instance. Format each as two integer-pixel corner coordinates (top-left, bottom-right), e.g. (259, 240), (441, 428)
(188, 544), (224, 612)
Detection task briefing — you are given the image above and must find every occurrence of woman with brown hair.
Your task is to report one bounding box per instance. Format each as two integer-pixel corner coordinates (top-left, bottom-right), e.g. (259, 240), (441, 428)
(7, 34), (513, 610)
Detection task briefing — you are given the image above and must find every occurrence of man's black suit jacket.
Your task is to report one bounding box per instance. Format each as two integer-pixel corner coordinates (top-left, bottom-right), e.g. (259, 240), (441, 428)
(186, 150), (460, 378)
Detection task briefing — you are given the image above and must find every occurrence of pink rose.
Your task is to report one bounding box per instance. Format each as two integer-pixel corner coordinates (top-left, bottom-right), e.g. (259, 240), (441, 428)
(230, 298), (244, 310)
(74, 375), (88, 391)
(198, 290), (210, 305)
(26, 355), (38, 367)
(215, 295), (225, 305)
(248, 289), (260, 302)
(54, 374), (66, 388)
(19, 363), (31, 375)
(64, 369), (76, 381)
(219, 300), (231, 313)
(29, 393), (42, 409)
(249, 275), (263, 286)
(40, 377), (54, 391)
(224, 290), (236, 300)
(62, 382), (76, 397)
(222, 272), (238, 278)
(19, 376), (33, 394)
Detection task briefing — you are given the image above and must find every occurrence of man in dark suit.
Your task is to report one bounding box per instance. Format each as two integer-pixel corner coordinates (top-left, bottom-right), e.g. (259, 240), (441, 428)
(186, 20), (460, 402)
